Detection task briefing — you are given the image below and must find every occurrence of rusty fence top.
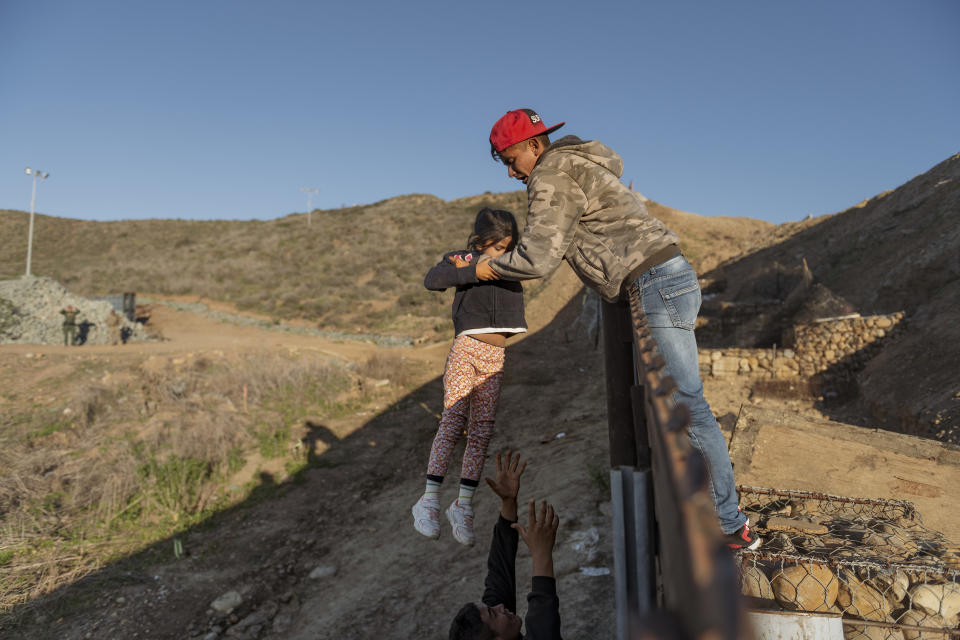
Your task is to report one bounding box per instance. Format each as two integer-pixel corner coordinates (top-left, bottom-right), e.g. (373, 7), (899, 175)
(625, 288), (747, 640)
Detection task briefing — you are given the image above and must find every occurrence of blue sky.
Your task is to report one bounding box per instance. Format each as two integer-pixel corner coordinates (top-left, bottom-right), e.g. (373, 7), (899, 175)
(1, 0), (957, 224)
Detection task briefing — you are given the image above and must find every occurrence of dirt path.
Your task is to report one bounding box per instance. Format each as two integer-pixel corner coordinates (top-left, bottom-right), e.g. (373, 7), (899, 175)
(2, 303), (440, 363)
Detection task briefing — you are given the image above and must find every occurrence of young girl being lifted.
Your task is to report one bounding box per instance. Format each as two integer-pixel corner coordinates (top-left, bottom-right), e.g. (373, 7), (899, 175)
(412, 208), (527, 546)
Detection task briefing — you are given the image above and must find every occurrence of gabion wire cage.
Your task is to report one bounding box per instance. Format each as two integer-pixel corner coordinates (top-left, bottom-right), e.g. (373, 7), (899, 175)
(736, 487), (960, 639)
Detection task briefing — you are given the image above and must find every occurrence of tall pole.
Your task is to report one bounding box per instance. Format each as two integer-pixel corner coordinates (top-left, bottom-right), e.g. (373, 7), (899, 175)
(25, 172), (38, 277)
(301, 187), (321, 227)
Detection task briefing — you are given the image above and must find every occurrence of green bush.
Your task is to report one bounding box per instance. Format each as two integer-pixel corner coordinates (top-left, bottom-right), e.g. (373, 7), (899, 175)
(137, 453), (212, 518)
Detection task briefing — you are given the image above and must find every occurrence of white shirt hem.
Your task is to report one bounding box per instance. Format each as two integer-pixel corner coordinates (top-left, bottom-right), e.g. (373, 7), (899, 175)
(457, 327), (527, 337)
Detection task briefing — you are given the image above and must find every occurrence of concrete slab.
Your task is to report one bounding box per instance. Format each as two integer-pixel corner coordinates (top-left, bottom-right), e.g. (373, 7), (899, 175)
(746, 609), (844, 640)
(729, 405), (960, 541)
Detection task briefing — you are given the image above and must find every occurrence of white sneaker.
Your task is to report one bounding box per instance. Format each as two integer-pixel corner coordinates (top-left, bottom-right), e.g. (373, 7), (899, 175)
(446, 500), (475, 546)
(412, 497), (440, 539)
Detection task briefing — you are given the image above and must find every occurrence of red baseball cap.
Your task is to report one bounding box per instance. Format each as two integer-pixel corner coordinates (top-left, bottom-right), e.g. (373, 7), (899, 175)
(489, 109), (565, 153)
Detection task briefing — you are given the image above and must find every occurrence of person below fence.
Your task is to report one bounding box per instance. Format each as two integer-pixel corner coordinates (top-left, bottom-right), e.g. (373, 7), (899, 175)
(449, 451), (562, 640)
(468, 108), (759, 550)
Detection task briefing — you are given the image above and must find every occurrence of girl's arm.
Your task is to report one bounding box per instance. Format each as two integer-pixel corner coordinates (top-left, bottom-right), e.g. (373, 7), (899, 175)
(423, 253), (479, 291)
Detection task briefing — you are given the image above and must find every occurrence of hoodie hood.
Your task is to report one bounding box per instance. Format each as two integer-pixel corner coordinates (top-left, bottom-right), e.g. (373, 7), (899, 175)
(539, 135), (624, 178)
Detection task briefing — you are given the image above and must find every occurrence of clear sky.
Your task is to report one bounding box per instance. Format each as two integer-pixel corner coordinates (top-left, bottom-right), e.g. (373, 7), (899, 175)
(1, 0), (957, 224)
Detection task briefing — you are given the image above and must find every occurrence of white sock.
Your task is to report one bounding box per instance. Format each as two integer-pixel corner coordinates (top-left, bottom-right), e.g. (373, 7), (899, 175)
(458, 483), (476, 509)
(423, 478), (441, 505)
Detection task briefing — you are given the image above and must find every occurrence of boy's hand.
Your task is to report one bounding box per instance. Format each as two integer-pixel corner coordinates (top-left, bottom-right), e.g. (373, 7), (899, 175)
(475, 259), (501, 280)
(512, 500), (560, 578)
(484, 451), (526, 521)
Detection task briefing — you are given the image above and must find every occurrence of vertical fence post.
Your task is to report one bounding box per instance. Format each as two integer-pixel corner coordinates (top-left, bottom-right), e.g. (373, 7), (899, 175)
(602, 299), (640, 467)
(605, 297), (656, 638)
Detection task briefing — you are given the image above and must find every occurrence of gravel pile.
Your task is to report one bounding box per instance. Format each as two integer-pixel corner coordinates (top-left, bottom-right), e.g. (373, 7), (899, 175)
(0, 276), (150, 345)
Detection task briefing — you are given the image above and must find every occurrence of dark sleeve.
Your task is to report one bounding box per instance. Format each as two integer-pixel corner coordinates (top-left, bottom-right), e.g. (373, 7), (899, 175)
(423, 253), (479, 291)
(481, 515), (518, 613)
(524, 576), (562, 640)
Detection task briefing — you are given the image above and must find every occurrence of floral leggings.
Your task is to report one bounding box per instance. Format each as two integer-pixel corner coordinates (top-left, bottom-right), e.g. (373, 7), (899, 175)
(426, 335), (505, 484)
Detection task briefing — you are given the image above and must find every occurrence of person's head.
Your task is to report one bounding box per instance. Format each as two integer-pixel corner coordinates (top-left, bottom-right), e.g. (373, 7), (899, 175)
(489, 108), (564, 184)
(467, 208), (518, 258)
(449, 602), (522, 640)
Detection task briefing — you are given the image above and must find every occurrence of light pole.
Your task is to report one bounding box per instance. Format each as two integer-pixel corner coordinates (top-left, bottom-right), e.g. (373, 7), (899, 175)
(300, 187), (321, 226)
(24, 167), (50, 277)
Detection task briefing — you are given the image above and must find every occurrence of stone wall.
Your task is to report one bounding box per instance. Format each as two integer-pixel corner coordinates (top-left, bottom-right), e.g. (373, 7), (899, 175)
(789, 312), (905, 376)
(699, 346), (800, 379)
(700, 312), (905, 379)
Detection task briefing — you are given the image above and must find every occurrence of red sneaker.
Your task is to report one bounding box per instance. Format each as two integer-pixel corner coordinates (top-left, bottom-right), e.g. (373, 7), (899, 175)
(725, 523), (761, 550)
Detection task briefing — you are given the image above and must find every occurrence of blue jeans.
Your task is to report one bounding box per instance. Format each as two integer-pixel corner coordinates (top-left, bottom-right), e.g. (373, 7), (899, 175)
(632, 255), (746, 534)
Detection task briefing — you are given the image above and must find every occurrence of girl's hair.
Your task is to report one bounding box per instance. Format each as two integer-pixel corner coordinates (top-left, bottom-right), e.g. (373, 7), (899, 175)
(467, 208), (518, 253)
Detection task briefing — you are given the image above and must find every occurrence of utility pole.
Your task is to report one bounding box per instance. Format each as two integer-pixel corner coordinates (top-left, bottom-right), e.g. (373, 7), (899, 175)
(24, 167), (50, 277)
(300, 187), (321, 226)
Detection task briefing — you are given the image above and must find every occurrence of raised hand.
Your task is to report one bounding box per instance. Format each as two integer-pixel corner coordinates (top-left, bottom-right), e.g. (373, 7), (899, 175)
(512, 499), (560, 578)
(484, 451), (527, 521)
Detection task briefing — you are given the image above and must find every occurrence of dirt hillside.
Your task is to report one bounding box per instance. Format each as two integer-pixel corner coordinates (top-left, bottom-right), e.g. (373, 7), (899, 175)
(1, 266), (627, 640)
(704, 153), (960, 442)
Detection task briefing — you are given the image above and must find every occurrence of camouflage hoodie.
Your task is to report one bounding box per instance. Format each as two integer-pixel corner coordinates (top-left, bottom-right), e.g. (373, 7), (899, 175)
(490, 135), (680, 302)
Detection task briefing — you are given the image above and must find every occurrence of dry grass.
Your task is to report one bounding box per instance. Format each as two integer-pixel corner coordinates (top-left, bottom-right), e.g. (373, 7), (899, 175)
(0, 349), (412, 615)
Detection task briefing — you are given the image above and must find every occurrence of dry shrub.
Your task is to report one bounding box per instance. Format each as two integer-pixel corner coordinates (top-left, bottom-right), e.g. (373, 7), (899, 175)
(76, 385), (114, 429)
(354, 353), (418, 388)
(209, 350), (347, 406)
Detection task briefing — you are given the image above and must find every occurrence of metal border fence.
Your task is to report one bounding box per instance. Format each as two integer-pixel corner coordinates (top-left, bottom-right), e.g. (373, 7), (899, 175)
(603, 292), (747, 640)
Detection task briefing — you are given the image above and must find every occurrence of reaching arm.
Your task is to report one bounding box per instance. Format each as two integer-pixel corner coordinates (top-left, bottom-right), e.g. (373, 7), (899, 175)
(423, 252), (479, 291)
(514, 500), (563, 640)
(486, 167), (588, 281)
(480, 452), (527, 610)
(484, 451), (526, 523)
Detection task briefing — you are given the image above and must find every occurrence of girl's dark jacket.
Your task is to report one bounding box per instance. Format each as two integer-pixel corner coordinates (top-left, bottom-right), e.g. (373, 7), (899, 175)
(424, 251), (527, 336)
